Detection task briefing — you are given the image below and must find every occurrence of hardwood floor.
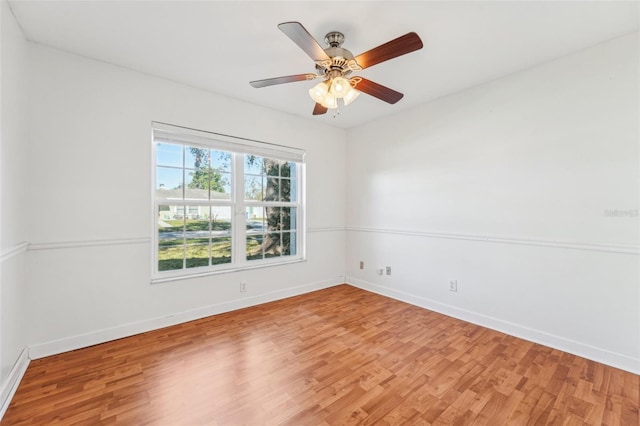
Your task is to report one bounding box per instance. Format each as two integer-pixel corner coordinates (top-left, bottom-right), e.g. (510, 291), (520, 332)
(2, 285), (638, 425)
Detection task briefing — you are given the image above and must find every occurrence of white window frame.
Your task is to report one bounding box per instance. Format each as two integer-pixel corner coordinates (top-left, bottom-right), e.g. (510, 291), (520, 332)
(151, 122), (306, 283)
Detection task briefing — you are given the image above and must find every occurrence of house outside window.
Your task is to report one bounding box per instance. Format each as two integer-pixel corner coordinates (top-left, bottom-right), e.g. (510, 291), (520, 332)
(152, 123), (305, 282)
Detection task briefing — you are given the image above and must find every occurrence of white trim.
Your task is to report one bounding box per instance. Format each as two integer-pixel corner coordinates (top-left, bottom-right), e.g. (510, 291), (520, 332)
(28, 237), (150, 251)
(21, 227), (343, 253)
(153, 122), (305, 163)
(307, 226), (345, 233)
(0, 347), (30, 421)
(233, 152), (245, 267)
(19, 227), (634, 255)
(346, 226), (639, 255)
(28, 278), (343, 360)
(150, 258), (307, 284)
(150, 125), (158, 279)
(0, 242), (28, 263)
(347, 277), (640, 375)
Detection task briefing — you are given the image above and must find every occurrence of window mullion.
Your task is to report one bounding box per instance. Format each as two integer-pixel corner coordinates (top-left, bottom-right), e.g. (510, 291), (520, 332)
(208, 206), (212, 267)
(182, 213), (187, 269)
(233, 153), (247, 265)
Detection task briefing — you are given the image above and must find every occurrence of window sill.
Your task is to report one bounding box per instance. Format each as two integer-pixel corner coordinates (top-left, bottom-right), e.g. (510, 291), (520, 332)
(151, 257), (307, 284)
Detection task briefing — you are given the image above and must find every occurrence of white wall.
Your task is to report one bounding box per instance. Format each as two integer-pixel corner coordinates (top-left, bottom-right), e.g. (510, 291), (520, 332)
(1, 16), (637, 412)
(346, 33), (640, 373)
(23, 44), (347, 357)
(0, 0), (30, 410)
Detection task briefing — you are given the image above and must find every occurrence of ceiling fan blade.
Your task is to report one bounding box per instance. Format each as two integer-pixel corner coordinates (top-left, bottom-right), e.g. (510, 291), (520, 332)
(312, 103), (328, 115)
(354, 32), (423, 69)
(352, 78), (404, 104)
(250, 74), (317, 88)
(278, 22), (331, 62)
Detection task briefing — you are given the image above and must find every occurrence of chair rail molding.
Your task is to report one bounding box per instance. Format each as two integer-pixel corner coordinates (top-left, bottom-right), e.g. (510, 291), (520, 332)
(346, 226), (639, 255)
(26, 227), (346, 251)
(0, 241), (29, 263)
(28, 237), (151, 251)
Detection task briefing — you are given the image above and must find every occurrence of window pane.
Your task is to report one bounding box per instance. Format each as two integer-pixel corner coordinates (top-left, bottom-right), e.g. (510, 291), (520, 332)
(282, 231), (296, 256)
(246, 234), (263, 261)
(210, 206), (230, 229)
(244, 157), (295, 203)
(265, 207), (281, 231)
(266, 159), (280, 176)
(158, 205), (184, 271)
(184, 168), (209, 200)
(211, 150), (231, 172)
(246, 206), (265, 229)
(213, 172), (232, 199)
(181, 147), (232, 201)
(265, 177), (280, 201)
(290, 231), (297, 256)
(245, 155), (264, 174)
(156, 167), (183, 199)
(211, 237), (232, 265)
(185, 207), (210, 269)
(211, 206), (232, 257)
(264, 233), (281, 258)
(289, 175), (297, 202)
(245, 206), (297, 262)
(244, 175), (265, 201)
(281, 162), (291, 177)
(182, 169), (232, 200)
(288, 163), (297, 180)
(185, 146), (209, 169)
(185, 243), (210, 269)
(281, 178), (291, 202)
(281, 207), (296, 231)
(246, 206), (265, 261)
(157, 143), (183, 168)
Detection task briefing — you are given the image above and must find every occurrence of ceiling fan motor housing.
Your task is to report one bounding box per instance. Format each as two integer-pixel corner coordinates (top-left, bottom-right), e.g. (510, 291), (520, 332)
(316, 32), (361, 77)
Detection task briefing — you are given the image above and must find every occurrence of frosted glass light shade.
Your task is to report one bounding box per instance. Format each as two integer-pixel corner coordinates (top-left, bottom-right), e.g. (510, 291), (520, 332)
(308, 81), (329, 104)
(320, 92), (337, 109)
(330, 77), (351, 98)
(343, 87), (360, 106)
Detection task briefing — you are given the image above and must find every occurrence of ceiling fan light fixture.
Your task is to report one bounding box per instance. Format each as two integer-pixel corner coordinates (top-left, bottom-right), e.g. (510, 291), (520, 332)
(310, 77), (358, 109)
(320, 91), (338, 109)
(308, 81), (329, 104)
(330, 76), (351, 98)
(343, 87), (360, 106)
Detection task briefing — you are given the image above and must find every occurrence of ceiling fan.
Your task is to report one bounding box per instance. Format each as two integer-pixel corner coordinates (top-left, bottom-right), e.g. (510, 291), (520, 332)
(250, 22), (423, 115)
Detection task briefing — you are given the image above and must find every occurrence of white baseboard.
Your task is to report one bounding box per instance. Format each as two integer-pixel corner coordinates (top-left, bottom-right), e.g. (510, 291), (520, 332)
(0, 347), (30, 421)
(29, 278), (344, 360)
(347, 277), (640, 375)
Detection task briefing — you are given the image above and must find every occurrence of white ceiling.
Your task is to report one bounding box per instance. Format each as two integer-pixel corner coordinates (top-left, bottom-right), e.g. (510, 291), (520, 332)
(8, 1), (639, 129)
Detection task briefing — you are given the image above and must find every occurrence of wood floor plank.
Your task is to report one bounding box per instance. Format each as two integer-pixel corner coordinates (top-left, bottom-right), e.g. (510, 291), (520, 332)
(2, 285), (638, 425)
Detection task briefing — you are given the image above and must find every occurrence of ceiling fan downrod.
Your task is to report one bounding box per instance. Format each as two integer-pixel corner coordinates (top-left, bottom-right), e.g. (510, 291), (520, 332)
(324, 31), (345, 48)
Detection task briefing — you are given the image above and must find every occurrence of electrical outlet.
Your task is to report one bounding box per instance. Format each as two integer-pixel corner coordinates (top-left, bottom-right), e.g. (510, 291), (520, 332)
(377, 267), (384, 275)
(386, 266), (392, 275)
(449, 280), (457, 292)
(240, 282), (247, 293)
(359, 261), (364, 270)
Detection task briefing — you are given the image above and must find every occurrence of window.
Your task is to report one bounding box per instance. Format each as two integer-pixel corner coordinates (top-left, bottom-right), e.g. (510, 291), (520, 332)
(152, 123), (305, 281)
(244, 156), (298, 261)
